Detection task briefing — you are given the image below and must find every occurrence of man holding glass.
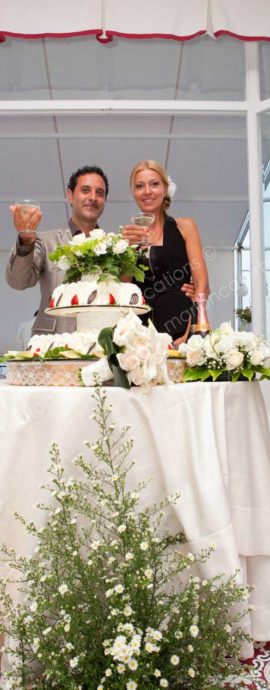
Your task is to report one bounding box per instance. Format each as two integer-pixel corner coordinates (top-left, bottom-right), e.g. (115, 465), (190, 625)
(6, 165), (109, 336)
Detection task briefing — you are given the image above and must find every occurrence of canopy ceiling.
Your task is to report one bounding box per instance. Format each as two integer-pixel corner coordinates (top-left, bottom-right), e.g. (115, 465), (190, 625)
(0, 0), (270, 43)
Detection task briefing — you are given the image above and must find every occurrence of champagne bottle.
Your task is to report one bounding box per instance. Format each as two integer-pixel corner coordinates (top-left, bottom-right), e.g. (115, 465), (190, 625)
(190, 293), (211, 338)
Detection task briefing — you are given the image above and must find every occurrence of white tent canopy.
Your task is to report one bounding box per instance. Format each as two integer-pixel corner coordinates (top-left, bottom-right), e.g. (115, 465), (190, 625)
(0, 0), (270, 43)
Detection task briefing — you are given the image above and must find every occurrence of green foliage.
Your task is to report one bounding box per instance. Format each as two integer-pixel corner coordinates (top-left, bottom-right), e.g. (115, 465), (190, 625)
(0, 348), (98, 363)
(48, 235), (148, 284)
(0, 388), (257, 689)
(235, 307), (252, 323)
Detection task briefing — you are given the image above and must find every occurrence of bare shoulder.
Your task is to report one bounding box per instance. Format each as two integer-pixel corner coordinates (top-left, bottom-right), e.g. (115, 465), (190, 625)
(175, 216), (199, 240)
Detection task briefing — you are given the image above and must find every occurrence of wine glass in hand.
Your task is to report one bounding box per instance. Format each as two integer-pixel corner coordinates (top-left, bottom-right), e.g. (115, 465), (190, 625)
(13, 200), (41, 235)
(131, 212), (155, 246)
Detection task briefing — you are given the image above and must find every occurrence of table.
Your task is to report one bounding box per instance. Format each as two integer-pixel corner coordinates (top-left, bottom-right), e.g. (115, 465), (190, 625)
(0, 380), (270, 656)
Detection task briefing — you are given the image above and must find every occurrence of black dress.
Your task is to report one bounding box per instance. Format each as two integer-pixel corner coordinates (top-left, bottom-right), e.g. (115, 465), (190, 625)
(138, 215), (195, 340)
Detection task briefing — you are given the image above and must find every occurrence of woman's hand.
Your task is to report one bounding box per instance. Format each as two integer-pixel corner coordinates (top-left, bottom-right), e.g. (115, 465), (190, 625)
(121, 224), (150, 246)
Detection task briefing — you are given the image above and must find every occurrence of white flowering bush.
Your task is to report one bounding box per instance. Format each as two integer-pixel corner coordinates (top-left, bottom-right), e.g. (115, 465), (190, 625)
(82, 311), (172, 389)
(179, 321), (270, 382)
(0, 388), (257, 689)
(49, 229), (147, 283)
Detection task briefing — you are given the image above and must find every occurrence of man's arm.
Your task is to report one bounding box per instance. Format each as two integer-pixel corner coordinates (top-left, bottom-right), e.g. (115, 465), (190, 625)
(6, 235), (46, 290)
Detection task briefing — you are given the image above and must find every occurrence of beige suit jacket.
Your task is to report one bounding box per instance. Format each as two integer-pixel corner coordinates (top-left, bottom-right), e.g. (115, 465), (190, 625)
(6, 227), (77, 335)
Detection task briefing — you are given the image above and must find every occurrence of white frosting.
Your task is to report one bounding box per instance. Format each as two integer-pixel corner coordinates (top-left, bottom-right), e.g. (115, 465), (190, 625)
(51, 276), (144, 308)
(27, 332), (101, 356)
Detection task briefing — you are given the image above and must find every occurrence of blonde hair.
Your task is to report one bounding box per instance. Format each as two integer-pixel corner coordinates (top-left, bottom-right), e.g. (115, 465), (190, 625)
(130, 160), (171, 211)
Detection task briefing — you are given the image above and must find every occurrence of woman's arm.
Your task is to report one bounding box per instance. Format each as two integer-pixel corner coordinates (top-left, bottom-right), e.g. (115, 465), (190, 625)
(176, 217), (210, 300)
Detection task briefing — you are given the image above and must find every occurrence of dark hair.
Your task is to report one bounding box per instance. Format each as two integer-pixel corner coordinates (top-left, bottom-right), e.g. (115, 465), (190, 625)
(67, 165), (109, 198)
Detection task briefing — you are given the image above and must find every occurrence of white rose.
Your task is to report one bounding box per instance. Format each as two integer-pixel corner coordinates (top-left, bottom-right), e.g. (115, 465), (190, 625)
(117, 352), (140, 371)
(186, 349), (206, 367)
(128, 367), (145, 386)
(249, 349), (264, 366)
(93, 242), (108, 255)
(236, 331), (258, 351)
(249, 344), (270, 366)
(225, 349), (244, 370)
(113, 239), (129, 254)
(186, 334), (205, 351)
(80, 358), (113, 386)
(136, 345), (152, 361)
(57, 256), (71, 270)
(215, 334), (237, 354)
(90, 228), (106, 240)
(113, 312), (141, 347)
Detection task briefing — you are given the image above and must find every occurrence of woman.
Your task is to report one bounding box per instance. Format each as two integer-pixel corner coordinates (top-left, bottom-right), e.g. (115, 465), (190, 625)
(122, 160), (210, 345)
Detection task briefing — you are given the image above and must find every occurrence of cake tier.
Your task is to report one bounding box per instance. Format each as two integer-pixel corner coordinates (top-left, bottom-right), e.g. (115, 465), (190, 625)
(50, 276), (144, 309)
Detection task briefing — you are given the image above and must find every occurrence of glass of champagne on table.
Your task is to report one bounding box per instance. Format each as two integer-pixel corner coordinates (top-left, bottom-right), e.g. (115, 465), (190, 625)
(14, 200), (40, 234)
(131, 212), (155, 247)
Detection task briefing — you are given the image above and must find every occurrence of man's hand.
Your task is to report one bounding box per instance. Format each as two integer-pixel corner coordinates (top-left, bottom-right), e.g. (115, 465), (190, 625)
(10, 204), (42, 245)
(181, 282), (195, 300)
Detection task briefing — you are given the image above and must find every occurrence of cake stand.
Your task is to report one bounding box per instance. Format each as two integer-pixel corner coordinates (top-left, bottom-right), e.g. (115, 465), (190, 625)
(45, 304), (151, 332)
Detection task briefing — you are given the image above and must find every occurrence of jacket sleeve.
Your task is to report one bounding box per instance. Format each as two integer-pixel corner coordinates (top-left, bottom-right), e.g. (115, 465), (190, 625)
(5, 235), (47, 290)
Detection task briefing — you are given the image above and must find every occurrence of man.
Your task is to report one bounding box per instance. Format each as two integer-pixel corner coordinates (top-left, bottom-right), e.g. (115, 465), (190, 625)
(6, 165), (109, 336)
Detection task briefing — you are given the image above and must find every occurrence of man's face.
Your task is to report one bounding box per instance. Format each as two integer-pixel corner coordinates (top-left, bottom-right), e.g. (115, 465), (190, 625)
(67, 173), (107, 229)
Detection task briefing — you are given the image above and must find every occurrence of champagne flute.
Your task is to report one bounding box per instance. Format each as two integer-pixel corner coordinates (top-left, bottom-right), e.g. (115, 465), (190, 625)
(14, 200), (40, 234)
(131, 212), (155, 247)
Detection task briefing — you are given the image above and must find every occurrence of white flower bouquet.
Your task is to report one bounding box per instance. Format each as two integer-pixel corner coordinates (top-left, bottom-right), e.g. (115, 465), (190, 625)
(81, 311), (172, 389)
(179, 321), (270, 382)
(49, 229), (147, 283)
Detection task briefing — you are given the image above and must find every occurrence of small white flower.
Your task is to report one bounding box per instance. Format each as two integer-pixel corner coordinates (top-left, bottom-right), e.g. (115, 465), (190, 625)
(126, 681), (137, 690)
(154, 668), (161, 677)
(69, 656), (79, 669)
(118, 524), (127, 533)
(57, 256), (71, 271)
(170, 654), (179, 665)
(128, 658), (138, 670)
(190, 624), (199, 638)
(167, 175), (177, 199)
(114, 584), (125, 594)
(29, 601), (38, 612)
(58, 584), (68, 595)
(90, 228), (106, 240)
(188, 667), (196, 678)
(140, 541), (148, 551)
(113, 239), (129, 254)
(123, 605), (133, 617)
(125, 552), (134, 561)
(160, 679), (169, 688)
(94, 241), (108, 255)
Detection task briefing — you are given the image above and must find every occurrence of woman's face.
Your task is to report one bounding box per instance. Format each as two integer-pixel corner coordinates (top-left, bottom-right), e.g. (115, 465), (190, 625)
(132, 168), (166, 215)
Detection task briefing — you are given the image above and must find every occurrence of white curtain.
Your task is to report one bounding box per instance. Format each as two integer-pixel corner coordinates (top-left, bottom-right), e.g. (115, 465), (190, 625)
(0, 0), (270, 42)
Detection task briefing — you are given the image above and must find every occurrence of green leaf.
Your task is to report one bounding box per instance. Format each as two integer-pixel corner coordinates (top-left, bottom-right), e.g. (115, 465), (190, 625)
(98, 327), (116, 357)
(255, 365), (270, 381)
(183, 367), (212, 382)
(111, 363), (130, 389)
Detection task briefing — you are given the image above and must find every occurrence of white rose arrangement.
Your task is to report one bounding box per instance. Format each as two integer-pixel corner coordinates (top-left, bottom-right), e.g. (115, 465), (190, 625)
(49, 229), (147, 283)
(81, 311), (172, 389)
(179, 321), (270, 382)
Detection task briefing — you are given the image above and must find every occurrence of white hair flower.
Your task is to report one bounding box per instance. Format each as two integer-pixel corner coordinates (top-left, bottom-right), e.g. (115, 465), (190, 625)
(167, 175), (177, 200)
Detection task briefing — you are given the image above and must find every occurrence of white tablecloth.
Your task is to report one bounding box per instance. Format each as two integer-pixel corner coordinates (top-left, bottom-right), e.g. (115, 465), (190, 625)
(0, 380), (270, 651)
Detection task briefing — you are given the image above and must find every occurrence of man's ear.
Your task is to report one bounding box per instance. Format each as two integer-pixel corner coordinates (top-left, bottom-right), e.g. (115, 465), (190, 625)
(66, 188), (73, 206)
